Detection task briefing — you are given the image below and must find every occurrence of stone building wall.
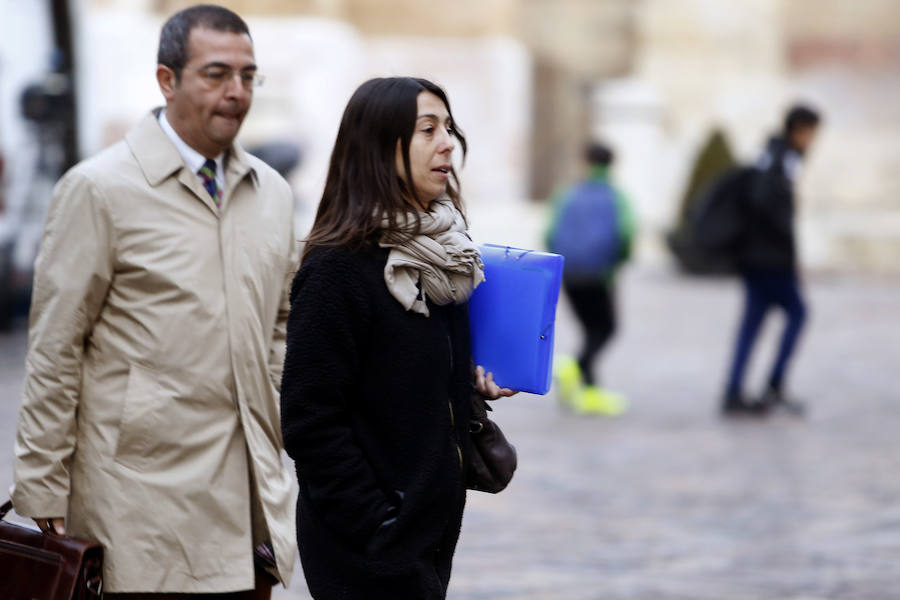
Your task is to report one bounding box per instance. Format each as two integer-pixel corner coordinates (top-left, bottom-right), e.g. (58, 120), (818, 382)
(87, 0), (900, 270)
(98, 0), (637, 200)
(588, 0), (900, 271)
(783, 0), (900, 271)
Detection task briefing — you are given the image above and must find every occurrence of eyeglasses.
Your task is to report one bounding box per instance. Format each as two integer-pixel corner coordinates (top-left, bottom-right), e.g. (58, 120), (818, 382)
(195, 65), (265, 90)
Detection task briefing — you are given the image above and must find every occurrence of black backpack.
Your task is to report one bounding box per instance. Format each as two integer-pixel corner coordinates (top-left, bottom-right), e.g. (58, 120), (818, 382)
(692, 167), (755, 248)
(682, 166), (757, 274)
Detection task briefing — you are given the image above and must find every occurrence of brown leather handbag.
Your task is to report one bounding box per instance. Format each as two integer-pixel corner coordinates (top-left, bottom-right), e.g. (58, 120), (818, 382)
(466, 394), (517, 493)
(0, 499), (104, 599)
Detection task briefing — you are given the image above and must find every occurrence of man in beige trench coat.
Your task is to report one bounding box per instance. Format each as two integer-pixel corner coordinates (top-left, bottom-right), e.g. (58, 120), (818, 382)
(11, 5), (297, 597)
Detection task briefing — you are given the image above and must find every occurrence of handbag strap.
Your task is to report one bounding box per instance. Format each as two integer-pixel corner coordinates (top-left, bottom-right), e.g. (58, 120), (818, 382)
(0, 499), (12, 520)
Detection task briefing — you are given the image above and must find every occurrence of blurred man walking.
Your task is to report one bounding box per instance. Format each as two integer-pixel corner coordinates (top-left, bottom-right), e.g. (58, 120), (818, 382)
(722, 104), (820, 416)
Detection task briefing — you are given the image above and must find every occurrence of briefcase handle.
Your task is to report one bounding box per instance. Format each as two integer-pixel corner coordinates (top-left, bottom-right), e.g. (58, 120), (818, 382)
(2, 498), (105, 598)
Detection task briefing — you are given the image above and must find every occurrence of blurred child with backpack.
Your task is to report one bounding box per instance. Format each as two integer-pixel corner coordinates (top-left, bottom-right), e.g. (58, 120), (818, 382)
(546, 142), (635, 415)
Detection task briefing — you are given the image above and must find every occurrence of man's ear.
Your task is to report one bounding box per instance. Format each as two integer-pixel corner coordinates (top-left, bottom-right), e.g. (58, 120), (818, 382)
(156, 65), (178, 102)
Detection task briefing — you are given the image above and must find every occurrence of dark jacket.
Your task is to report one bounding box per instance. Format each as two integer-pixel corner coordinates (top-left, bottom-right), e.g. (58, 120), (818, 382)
(281, 244), (474, 599)
(740, 136), (799, 272)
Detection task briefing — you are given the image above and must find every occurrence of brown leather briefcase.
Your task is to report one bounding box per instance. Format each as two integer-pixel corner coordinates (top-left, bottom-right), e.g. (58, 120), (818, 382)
(0, 499), (103, 599)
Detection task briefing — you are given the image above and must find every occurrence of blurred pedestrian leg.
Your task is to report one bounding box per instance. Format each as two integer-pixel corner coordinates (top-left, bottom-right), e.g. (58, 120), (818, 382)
(566, 279), (616, 386)
(725, 269), (806, 415)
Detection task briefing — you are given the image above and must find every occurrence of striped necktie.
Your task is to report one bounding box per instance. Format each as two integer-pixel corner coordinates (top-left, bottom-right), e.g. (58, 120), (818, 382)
(197, 158), (222, 207)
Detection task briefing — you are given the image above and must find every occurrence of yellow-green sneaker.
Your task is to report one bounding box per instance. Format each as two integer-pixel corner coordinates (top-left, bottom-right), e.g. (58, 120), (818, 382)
(574, 385), (627, 416)
(554, 356), (583, 409)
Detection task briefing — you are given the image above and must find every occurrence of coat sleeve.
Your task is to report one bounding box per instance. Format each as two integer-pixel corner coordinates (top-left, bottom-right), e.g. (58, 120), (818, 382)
(280, 251), (394, 547)
(267, 218), (299, 394)
(12, 168), (114, 519)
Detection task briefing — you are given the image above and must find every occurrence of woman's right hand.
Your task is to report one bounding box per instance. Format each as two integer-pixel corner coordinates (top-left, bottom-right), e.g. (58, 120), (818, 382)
(474, 365), (518, 400)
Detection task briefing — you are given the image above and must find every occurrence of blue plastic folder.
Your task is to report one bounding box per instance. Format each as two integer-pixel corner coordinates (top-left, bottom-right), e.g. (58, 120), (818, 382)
(468, 244), (565, 395)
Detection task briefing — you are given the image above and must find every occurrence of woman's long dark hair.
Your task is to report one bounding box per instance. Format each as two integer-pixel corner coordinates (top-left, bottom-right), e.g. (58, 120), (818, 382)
(303, 77), (468, 260)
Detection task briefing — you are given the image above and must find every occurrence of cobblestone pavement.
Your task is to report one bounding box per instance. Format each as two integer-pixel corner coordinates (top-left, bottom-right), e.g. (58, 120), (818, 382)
(446, 269), (900, 600)
(3, 267), (898, 599)
(2, 242), (899, 598)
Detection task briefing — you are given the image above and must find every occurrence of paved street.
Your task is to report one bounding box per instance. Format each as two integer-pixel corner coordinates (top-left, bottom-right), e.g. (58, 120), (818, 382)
(2, 220), (899, 598)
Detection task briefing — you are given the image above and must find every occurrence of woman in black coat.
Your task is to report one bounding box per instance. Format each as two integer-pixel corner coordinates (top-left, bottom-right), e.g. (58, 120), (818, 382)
(280, 77), (515, 599)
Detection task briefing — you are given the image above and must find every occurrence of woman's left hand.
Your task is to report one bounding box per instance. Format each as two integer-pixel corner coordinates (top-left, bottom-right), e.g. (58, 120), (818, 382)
(475, 365), (518, 399)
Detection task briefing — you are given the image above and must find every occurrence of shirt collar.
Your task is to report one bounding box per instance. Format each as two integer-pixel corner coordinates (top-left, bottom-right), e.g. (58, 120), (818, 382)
(158, 108), (226, 190)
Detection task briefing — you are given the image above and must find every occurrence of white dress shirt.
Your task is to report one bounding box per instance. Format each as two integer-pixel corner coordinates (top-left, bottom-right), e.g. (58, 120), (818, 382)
(158, 109), (227, 198)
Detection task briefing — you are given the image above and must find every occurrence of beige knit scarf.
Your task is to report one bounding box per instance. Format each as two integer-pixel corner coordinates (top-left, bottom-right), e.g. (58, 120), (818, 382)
(379, 197), (485, 317)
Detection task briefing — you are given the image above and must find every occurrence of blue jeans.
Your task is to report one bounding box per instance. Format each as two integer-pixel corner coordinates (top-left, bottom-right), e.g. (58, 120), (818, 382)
(726, 269), (807, 396)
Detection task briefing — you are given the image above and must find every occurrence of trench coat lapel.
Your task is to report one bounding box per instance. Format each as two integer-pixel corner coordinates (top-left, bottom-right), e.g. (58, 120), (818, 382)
(126, 110), (256, 217)
(224, 142), (259, 207)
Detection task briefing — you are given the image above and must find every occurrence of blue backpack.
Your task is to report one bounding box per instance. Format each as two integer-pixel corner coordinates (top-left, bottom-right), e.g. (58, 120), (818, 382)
(548, 180), (620, 280)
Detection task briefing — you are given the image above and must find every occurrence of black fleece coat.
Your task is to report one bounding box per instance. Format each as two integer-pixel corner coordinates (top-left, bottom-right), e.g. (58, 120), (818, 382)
(281, 245), (474, 599)
(741, 136), (798, 272)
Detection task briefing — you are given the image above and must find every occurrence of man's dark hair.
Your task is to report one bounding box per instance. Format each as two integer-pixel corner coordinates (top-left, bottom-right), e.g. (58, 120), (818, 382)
(158, 4), (251, 80)
(784, 104), (821, 136)
(584, 142), (614, 167)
